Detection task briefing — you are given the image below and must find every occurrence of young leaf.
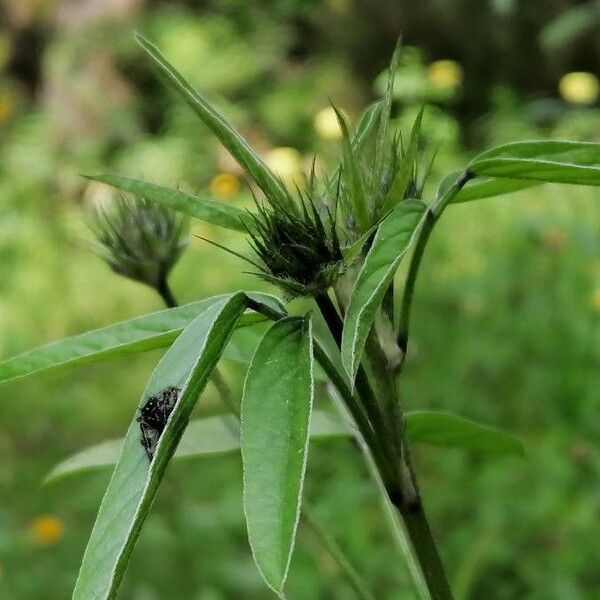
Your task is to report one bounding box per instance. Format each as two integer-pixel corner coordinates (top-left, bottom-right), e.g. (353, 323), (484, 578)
(437, 170), (537, 204)
(382, 108), (424, 213)
(0, 293), (285, 383)
(46, 410), (349, 484)
(469, 140), (600, 185)
(73, 293), (248, 600)
(241, 316), (314, 595)
(326, 101), (383, 190)
(333, 106), (370, 230)
(374, 40), (401, 181)
(341, 201), (426, 383)
(405, 411), (524, 456)
(85, 174), (251, 231)
(136, 34), (290, 208)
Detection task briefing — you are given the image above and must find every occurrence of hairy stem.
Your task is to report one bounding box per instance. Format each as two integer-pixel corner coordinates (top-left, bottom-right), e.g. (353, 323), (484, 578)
(398, 170), (472, 355)
(156, 276), (178, 309)
(315, 293), (393, 459)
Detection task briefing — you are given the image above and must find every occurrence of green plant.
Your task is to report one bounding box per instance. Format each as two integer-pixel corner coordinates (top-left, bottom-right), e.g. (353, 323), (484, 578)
(2, 35), (600, 599)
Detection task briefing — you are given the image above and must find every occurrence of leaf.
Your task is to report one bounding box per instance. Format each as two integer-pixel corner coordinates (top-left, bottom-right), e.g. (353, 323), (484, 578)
(469, 140), (600, 186)
(327, 101), (383, 191)
(437, 171), (537, 204)
(50, 408), (522, 487)
(405, 411), (524, 455)
(374, 40), (401, 180)
(46, 410), (349, 484)
(383, 108), (423, 213)
(85, 174), (250, 231)
(241, 316), (314, 595)
(333, 106), (370, 230)
(136, 34), (290, 208)
(341, 201), (426, 383)
(0, 292), (285, 383)
(73, 293), (248, 600)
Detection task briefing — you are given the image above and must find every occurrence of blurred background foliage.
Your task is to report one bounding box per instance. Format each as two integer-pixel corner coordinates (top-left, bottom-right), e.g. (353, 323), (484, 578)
(0, 0), (599, 598)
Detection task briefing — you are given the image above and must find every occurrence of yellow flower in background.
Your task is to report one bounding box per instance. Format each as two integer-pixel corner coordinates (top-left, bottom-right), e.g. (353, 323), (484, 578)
(209, 173), (241, 199)
(428, 60), (463, 90)
(314, 106), (343, 140)
(559, 72), (599, 105)
(0, 92), (14, 123)
(591, 289), (600, 312)
(29, 515), (63, 546)
(265, 147), (303, 184)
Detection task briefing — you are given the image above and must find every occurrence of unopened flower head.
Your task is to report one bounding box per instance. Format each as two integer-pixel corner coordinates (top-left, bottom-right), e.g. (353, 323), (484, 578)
(89, 195), (189, 290)
(245, 183), (345, 299)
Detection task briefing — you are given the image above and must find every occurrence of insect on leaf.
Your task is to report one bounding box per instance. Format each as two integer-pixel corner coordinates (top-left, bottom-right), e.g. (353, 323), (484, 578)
(73, 293), (248, 600)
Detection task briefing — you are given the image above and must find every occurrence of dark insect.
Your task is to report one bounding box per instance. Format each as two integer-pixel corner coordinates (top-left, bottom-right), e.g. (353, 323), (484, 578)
(137, 386), (181, 460)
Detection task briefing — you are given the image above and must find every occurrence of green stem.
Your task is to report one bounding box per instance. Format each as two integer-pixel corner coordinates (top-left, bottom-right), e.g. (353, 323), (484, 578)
(303, 505), (376, 600)
(398, 170), (472, 355)
(156, 276), (178, 309)
(312, 342), (396, 487)
(314, 293), (392, 460)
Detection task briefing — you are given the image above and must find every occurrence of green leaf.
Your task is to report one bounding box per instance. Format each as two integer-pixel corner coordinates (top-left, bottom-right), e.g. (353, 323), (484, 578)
(49, 409), (522, 487)
(85, 174), (250, 231)
(437, 170), (537, 204)
(341, 201), (426, 383)
(46, 410), (349, 484)
(73, 293), (248, 600)
(374, 40), (401, 180)
(136, 34), (290, 208)
(469, 140), (600, 186)
(0, 293), (285, 384)
(327, 101), (383, 191)
(406, 411), (524, 455)
(383, 108), (423, 213)
(241, 316), (314, 595)
(333, 106), (370, 230)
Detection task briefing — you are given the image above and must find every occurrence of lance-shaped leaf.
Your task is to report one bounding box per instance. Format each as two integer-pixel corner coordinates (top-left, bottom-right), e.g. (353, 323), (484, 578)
(49, 409), (523, 485)
(136, 34), (290, 208)
(46, 410), (349, 484)
(333, 106), (370, 230)
(85, 174), (251, 231)
(0, 292), (285, 384)
(382, 108), (424, 213)
(326, 101), (383, 191)
(437, 170), (537, 204)
(341, 201), (426, 383)
(241, 316), (314, 595)
(406, 411), (524, 456)
(73, 293), (248, 600)
(469, 140), (600, 185)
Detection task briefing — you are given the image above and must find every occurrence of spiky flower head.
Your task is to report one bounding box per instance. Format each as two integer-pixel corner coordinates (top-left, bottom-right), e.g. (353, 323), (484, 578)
(88, 195), (189, 291)
(244, 184), (345, 299)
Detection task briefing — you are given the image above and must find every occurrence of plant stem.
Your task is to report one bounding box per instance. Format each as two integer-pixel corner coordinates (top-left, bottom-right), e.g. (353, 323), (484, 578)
(316, 291), (453, 597)
(397, 170), (472, 355)
(156, 275), (178, 308)
(396, 503), (453, 600)
(314, 293), (392, 459)
(303, 504), (376, 600)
